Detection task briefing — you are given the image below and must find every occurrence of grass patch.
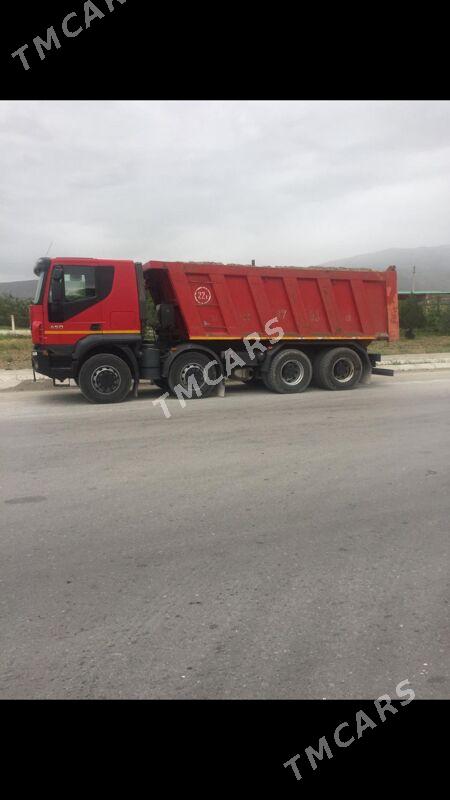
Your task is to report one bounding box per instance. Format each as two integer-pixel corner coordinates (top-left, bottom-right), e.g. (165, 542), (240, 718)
(368, 334), (450, 354)
(0, 334), (32, 369)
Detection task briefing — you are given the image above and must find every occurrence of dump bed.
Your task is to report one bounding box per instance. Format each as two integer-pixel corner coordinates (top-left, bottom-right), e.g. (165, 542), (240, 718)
(143, 261), (399, 343)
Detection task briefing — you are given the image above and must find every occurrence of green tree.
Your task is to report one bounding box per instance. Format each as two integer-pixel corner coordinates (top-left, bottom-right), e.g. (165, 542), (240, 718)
(0, 294), (31, 328)
(399, 295), (425, 338)
(437, 306), (450, 334)
(143, 293), (157, 340)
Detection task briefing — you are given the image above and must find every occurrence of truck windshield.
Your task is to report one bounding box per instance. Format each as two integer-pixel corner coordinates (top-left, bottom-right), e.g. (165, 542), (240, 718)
(33, 270), (46, 304)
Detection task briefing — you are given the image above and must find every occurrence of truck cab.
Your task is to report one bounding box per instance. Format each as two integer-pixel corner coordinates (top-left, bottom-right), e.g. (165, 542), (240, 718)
(30, 256), (151, 401)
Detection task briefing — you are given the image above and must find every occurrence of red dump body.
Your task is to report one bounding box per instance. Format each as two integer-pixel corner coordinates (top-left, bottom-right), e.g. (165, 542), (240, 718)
(143, 261), (399, 343)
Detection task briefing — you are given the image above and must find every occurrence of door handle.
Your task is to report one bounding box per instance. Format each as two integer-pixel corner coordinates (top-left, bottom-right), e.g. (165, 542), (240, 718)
(90, 323), (102, 331)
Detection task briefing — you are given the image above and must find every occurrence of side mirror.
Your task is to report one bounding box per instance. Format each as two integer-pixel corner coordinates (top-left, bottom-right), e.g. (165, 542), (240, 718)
(51, 266), (64, 304)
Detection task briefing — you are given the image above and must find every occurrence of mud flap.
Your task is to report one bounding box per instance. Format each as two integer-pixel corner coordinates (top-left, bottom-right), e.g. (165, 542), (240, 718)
(52, 378), (71, 388)
(216, 377), (226, 397)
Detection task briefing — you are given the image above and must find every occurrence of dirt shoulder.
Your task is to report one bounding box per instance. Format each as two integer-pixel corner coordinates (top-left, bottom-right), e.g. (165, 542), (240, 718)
(368, 335), (450, 354)
(0, 335), (33, 369)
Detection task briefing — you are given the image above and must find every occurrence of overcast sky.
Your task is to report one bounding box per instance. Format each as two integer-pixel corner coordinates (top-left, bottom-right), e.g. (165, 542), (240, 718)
(1, 100), (450, 282)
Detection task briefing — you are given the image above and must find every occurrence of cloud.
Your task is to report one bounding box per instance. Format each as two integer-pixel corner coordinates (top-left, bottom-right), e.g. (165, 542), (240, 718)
(0, 100), (450, 280)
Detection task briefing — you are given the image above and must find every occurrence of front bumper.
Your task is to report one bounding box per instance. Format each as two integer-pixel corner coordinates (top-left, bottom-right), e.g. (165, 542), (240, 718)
(32, 345), (76, 380)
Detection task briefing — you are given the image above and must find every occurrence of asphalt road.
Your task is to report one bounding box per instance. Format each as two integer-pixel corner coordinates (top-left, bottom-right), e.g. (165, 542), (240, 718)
(1, 372), (449, 699)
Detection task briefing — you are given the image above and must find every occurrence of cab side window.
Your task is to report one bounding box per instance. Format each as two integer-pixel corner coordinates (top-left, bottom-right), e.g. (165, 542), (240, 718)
(64, 267), (97, 301)
(48, 265), (114, 322)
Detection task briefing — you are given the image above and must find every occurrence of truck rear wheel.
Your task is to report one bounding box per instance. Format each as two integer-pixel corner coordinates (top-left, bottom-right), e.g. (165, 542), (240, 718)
(265, 349), (312, 394)
(167, 351), (220, 399)
(313, 347), (363, 390)
(78, 353), (132, 404)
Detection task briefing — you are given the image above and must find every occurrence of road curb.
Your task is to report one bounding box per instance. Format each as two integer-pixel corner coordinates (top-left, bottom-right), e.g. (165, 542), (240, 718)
(383, 362), (450, 372)
(380, 353), (450, 372)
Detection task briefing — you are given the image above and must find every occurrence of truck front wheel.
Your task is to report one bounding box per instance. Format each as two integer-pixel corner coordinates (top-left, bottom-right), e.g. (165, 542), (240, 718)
(313, 347), (363, 390)
(78, 353), (132, 404)
(264, 349), (312, 393)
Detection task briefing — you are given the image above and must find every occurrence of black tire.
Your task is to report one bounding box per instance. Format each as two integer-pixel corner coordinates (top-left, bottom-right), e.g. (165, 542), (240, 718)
(313, 347), (363, 390)
(167, 351), (220, 399)
(265, 349), (312, 394)
(261, 371), (273, 391)
(78, 353), (132, 404)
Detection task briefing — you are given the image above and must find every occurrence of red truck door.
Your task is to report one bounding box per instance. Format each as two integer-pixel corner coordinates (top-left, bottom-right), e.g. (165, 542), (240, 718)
(43, 262), (114, 345)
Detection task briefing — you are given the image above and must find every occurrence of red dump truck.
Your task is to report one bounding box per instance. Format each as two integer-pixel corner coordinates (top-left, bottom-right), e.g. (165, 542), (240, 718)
(30, 257), (399, 403)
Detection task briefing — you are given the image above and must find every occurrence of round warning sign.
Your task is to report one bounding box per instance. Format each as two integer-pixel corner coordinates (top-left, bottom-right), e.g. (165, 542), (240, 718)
(194, 286), (212, 305)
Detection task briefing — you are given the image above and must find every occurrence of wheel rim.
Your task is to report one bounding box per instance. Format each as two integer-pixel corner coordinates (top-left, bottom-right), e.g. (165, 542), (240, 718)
(179, 362), (207, 389)
(91, 365), (121, 394)
(332, 357), (355, 383)
(280, 359), (304, 386)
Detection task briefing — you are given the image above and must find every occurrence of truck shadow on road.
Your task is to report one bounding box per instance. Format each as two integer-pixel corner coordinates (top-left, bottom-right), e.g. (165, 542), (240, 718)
(28, 378), (379, 407)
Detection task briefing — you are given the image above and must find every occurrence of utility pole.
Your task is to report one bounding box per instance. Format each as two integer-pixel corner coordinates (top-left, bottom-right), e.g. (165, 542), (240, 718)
(411, 264), (416, 293)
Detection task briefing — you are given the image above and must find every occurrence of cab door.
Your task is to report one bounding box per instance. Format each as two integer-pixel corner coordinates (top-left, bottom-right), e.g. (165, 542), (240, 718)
(44, 263), (114, 345)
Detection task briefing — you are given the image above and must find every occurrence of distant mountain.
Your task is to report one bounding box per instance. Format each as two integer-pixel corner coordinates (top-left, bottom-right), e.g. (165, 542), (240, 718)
(322, 245), (450, 292)
(0, 279), (37, 299)
(2, 246), (450, 297)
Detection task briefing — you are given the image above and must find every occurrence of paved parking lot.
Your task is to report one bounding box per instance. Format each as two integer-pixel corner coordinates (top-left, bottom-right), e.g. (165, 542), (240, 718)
(1, 372), (449, 698)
